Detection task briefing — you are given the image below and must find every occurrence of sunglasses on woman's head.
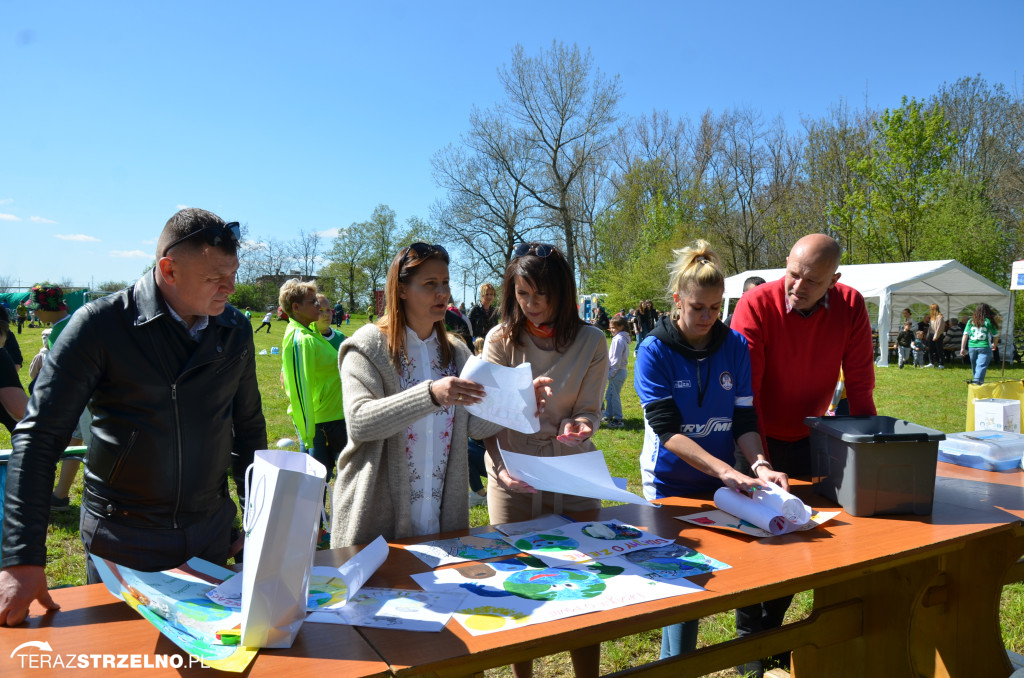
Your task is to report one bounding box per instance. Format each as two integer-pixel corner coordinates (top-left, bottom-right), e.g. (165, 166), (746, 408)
(512, 243), (555, 260)
(162, 222), (241, 257)
(399, 242), (449, 268)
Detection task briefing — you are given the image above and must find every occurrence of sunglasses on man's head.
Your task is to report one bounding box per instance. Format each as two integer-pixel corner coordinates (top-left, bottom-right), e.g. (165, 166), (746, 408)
(512, 243), (555, 260)
(162, 222), (241, 257)
(399, 242), (449, 268)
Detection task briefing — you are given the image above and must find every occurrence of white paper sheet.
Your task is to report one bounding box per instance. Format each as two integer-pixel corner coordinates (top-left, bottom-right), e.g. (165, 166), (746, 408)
(206, 535), (388, 612)
(306, 588), (465, 632)
(500, 447), (655, 506)
(713, 487), (788, 535)
(460, 356), (540, 433)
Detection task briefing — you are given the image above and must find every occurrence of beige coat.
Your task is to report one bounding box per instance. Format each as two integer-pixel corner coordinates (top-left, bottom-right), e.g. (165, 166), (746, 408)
(330, 324), (501, 547)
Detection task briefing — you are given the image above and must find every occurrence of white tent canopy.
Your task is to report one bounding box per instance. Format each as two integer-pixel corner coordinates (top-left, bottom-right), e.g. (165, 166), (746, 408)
(723, 260), (1013, 366)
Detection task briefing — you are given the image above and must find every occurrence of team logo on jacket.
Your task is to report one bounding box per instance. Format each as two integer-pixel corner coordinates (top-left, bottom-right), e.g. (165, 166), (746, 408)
(719, 372), (734, 391)
(673, 380), (691, 389)
(680, 417), (732, 438)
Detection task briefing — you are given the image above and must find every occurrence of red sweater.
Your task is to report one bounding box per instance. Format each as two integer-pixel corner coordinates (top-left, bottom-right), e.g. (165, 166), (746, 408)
(730, 277), (876, 442)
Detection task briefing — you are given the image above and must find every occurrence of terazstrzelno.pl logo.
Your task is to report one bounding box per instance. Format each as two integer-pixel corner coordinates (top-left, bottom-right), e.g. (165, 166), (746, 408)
(9, 640), (207, 669)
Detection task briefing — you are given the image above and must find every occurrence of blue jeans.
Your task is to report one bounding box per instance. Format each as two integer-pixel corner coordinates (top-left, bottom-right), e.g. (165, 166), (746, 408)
(604, 369), (626, 420)
(969, 346), (993, 384)
(660, 620), (699, 658)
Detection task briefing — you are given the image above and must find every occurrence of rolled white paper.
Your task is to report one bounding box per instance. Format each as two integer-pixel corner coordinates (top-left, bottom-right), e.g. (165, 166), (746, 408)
(751, 482), (811, 525)
(714, 487), (788, 536)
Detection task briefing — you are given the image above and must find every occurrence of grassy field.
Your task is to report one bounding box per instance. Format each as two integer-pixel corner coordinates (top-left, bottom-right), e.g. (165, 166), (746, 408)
(3, 317), (1024, 676)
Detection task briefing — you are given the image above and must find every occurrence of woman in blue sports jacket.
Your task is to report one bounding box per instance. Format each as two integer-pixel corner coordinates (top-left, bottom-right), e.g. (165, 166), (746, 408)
(634, 240), (789, 661)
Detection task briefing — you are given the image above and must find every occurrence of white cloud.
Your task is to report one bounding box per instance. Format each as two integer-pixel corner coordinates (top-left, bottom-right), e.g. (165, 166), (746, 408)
(30, 216), (57, 224)
(316, 228), (340, 239)
(140, 238), (155, 245)
(55, 233), (101, 242)
(110, 250), (151, 258)
(0, 213), (22, 221)
(176, 204), (189, 210)
(0, 198), (13, 205)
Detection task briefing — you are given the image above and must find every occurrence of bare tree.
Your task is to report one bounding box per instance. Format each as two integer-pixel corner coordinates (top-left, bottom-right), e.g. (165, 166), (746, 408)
(432, 114), (542, 279)
(0, 275), (15, 292)
(292, 229), (322, 277)
(493, 41), (622, 277)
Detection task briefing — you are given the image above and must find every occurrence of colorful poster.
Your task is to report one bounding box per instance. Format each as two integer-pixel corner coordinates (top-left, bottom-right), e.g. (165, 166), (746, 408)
(411, 553), (702, 636)
(505, 519), (675, 567)
(92, 556), (257, 673)
(621, 543), (730, 579)
(404, 532), (522, 568)
(677, 508), (841, 538)
(306, 588), (465, 632)
(494, 514), (574, 537)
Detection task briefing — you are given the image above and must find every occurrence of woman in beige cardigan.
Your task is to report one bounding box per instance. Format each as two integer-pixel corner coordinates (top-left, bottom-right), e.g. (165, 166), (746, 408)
(482, 242), (610, 678)
(330, 243), (503, 548)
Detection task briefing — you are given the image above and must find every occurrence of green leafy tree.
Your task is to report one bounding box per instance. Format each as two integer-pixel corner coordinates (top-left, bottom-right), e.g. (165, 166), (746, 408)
(842, 97), (958, 262)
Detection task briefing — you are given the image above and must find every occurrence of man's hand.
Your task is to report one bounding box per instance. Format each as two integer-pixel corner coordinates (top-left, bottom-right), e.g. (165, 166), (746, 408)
(0, 565), (59, 626)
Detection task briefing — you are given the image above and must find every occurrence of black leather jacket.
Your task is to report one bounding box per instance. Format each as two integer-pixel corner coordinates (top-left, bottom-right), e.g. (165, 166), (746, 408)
(2, 271), (266, 568)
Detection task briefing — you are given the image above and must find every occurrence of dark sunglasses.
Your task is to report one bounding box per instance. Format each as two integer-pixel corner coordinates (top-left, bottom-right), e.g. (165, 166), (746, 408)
(512, 243), (555, 260)
(399, 242), (449, 268)
(162, 222), (241, 257)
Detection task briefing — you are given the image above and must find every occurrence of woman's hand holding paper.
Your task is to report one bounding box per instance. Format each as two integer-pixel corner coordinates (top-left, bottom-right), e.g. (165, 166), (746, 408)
(497, 467), (538, 494)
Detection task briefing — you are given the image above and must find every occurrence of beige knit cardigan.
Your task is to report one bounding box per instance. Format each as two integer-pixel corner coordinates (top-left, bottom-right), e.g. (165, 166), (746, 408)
(330, 324), (501, 547)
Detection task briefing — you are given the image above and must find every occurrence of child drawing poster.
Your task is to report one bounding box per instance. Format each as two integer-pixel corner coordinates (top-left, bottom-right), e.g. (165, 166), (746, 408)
(91, 556), (258, 673)
(306, 588), (465, 632)
(403, 531), (522, 568)
(411, 554), (702, 636)
(504, 519), (675, 568)
(677, 508), (840, 538)
(621, 543), (731, 580)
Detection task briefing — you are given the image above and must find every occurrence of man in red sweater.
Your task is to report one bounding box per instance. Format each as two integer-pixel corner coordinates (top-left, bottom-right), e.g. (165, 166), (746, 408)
(728, 233), (876, 676)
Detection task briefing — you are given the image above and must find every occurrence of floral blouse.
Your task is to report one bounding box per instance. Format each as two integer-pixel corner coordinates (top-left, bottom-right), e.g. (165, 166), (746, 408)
(399, 327), (457, 536)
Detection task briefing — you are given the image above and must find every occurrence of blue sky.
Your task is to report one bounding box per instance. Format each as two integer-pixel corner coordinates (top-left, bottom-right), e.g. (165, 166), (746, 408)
(1, 0), (1021, 288)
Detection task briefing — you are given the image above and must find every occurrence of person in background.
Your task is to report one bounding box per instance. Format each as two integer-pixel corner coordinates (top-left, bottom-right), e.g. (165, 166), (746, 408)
(0, 307), (28, 435)
(961, 302), (999, 385)
(467, 335), (488, 507)
(469, 283), (500, 341)
(0, 208), (266, 626)
(331, 243), (509, 548)
(602, 316), (629, 429)
(16, 302), (27, 334)
(316, 293), (345, 350)
(913, 330), (928, 367)
(634, 240), (789, 662)
(896, 321), (914, 369)
(943, 317), (964, 362)
(25, 283), (81, 512)
(280, 280), (346, 514)
(256, 310), (273, 333)
(729, 233), (875, 676)
(445, 297), (473, 349)
(923, 303), (946, 369)
(725, 276), (766, 328)
(333, 300), (345, 327)
(27, 329), (51, 382)
(482, 242), (607, 678)
(243, 306), (252, 322)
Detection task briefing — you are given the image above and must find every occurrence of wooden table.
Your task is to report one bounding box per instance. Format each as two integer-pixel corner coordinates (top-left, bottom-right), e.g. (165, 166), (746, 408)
(339, 463), (1024, 678)
(3, 462), (1023, 677)
(0, 579), (390, 678)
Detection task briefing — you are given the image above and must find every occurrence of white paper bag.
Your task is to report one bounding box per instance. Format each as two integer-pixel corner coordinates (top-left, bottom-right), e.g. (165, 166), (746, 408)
(240, 449), (327, 648)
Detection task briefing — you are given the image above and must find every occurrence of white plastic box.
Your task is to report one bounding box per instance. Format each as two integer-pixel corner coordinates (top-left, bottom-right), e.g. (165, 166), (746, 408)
(974, 398), (1021, 433)
(938, 431), (1024, 472)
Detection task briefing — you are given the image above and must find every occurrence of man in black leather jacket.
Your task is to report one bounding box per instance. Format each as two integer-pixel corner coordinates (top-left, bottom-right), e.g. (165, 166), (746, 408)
(0, 208), (267, 625)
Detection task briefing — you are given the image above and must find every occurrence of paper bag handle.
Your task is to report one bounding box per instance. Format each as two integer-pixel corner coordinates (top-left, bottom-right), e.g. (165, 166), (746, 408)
(242, 461), (266, 535)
